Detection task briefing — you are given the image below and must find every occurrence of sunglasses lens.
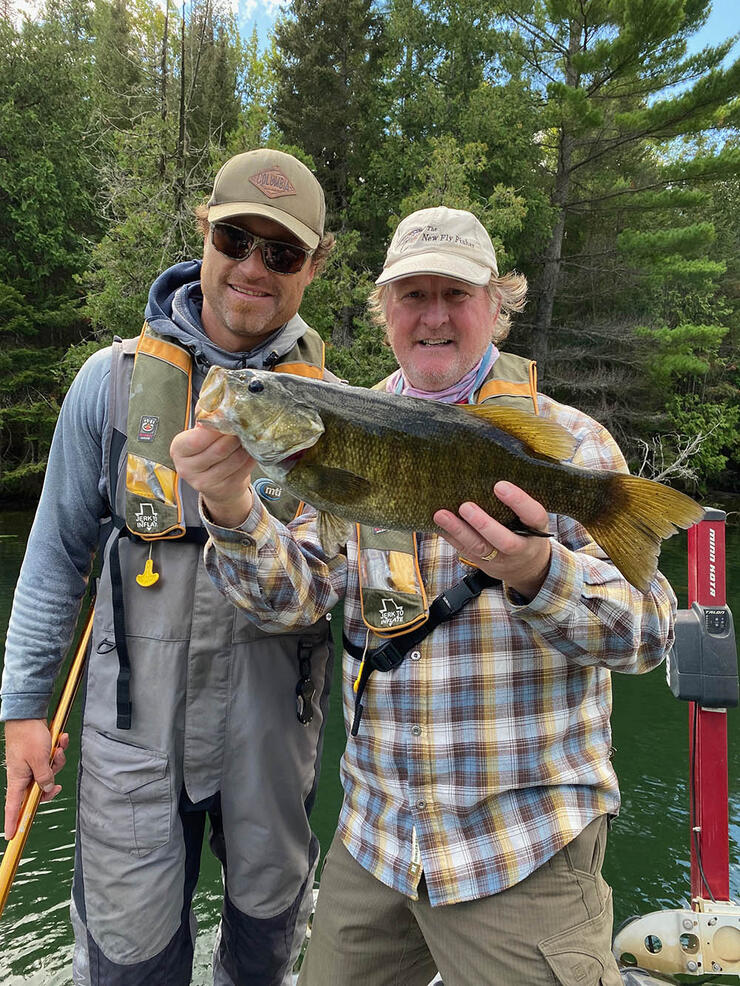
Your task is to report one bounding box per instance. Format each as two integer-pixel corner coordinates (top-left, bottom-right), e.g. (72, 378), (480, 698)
(262, 242), (308, 274)
(211, 224), (309, 274)
(212, 224), (252, 260)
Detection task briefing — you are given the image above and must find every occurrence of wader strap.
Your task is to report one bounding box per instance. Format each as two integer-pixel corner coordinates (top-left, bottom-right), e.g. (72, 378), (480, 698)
(109, 526), (132, 729)
(345, 570), (500, 736)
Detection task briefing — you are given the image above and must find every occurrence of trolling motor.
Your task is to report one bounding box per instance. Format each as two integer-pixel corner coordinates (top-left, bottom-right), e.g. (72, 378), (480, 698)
(613, 508), (740, 980)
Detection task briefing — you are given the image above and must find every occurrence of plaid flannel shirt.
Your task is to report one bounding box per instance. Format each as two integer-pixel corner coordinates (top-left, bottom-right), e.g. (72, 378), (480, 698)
(203, 393), (676, 906)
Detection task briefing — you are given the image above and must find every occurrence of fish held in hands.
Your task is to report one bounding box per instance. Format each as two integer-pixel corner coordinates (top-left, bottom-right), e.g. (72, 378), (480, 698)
(196, 367), (704, 592)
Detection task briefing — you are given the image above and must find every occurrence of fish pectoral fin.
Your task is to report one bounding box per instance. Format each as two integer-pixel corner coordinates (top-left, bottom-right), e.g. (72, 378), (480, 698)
(461, 405), (577, 462)
(317, 511), (353, 555)
(302, 466), (372, 505)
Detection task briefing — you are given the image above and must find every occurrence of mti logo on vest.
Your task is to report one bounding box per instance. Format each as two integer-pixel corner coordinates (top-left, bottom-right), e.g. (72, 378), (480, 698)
(254, 478), (283, 501)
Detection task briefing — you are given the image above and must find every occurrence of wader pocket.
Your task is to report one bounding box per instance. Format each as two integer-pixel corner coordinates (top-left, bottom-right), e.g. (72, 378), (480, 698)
(79, 730), (172, 857)
(538, 888), (621, 986)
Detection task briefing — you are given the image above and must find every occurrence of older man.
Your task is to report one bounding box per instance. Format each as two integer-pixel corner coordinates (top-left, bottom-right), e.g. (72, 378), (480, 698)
(2, 149), (336, 985)
(172, 207), (676, 985)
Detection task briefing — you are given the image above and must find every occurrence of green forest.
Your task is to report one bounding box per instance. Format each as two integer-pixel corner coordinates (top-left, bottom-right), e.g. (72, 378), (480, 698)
(1, 0), (738, 501)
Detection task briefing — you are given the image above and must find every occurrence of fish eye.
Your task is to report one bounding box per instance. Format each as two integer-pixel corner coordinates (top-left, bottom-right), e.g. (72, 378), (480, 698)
(248, 379), (264, 394)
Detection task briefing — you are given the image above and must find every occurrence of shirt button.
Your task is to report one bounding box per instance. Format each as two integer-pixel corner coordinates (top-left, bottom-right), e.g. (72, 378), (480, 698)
(410, 650), (421, 661)
(415, 799), (426, 810)
(410, 724), (422, 736)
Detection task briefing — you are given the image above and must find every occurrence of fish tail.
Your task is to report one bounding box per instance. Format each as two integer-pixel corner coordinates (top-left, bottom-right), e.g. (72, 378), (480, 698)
(587, 475), (704, 592)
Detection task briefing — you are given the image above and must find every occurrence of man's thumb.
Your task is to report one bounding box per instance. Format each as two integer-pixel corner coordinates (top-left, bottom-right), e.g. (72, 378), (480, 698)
(29, 757), (55, 794)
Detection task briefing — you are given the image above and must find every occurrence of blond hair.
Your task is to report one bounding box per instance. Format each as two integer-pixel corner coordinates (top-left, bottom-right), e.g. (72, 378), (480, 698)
(367, 272), (527, 345)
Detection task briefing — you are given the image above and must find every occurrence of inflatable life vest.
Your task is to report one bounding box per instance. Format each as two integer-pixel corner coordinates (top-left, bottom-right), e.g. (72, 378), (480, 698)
(124, 321), (326, 538)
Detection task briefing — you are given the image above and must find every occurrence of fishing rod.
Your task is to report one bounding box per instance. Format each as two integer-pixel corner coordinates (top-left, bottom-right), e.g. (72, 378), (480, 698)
(0, 601), (95, 919)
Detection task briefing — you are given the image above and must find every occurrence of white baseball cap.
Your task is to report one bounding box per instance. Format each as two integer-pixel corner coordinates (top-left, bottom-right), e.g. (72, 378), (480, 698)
(375, 206), (498, 286)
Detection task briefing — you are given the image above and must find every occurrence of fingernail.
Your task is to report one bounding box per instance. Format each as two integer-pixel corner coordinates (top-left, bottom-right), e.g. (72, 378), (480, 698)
(41, 783), (54, 793)
(496, 482), (513, 496)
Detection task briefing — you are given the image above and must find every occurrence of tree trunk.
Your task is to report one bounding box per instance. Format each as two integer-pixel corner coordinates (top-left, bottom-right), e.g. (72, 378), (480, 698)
(158, 2), (168, 178)
(531, 20), (581, 371)
(532, 166), (569, 367)
(175, 6), (186, 211)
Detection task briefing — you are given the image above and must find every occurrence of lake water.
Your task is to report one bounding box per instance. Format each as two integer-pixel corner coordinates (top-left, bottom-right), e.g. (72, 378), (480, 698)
(1, 507), (738, 984)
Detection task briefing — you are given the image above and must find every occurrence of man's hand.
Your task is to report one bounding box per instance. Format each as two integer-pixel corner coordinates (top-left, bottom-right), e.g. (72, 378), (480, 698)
(434, 481), (552, 602)
(4, 719), (69, 840)
(170, 423), (256, 529)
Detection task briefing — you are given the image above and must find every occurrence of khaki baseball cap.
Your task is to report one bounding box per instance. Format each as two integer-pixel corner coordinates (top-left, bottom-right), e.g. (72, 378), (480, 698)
(375, 207), (498, 286)
(207, 149), (326, 249)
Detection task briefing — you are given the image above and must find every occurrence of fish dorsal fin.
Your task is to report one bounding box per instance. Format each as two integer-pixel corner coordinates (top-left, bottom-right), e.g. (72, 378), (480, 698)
(461, 405), (577, 462)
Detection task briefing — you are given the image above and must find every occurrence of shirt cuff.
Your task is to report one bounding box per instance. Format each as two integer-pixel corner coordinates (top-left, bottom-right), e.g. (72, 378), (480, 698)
(504, 539), (585, 620)
(0, 693), (52, 721)
(199, 492), (279, 551)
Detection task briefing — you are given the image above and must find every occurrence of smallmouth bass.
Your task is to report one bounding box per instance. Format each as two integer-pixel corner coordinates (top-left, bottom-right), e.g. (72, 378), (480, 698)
(197, 367), (704, 592)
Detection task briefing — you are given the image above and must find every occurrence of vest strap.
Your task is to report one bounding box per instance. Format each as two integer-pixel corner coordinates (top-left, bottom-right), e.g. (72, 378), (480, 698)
(345, 569), (500, 736)
(109, 525), (132, 729)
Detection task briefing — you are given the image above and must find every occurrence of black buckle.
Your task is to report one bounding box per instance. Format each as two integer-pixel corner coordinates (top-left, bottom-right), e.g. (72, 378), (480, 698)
(370, 640), (407, 673)
(438, 575), (478, 615)
(295, 676), (315, 725)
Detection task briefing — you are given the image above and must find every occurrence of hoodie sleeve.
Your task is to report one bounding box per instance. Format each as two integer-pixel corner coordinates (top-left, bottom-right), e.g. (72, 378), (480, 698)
(1, 348), (112, 721)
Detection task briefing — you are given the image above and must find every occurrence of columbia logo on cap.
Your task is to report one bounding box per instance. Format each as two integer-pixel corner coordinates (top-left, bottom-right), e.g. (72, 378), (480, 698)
(207, 149), (325, 248)
(248, 168), (297, 199)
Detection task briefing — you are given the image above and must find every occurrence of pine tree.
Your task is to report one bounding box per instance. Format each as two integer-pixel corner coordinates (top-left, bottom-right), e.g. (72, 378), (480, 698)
(0, 1), (102, 498)
(501, 0), (740, 367)
(84, 0), (243, 339)
(272, 0), (387, 229)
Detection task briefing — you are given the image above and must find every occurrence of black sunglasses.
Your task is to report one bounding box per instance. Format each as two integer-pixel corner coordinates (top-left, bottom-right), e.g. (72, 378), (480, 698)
(210, 222), (314, 275)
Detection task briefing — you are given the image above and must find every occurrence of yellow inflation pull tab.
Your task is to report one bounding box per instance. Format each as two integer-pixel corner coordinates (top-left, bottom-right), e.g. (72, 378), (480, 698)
(353, 655), (366, 694)
(136, 546), (160, 587)
(353, 629), (371, 693)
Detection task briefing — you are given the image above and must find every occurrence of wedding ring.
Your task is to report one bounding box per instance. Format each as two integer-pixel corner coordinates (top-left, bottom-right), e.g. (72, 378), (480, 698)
(479, 546), (499, 562)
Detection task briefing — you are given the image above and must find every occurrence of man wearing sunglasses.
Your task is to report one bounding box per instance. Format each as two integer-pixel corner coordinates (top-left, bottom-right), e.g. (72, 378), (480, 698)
(2, 149), (336, 985)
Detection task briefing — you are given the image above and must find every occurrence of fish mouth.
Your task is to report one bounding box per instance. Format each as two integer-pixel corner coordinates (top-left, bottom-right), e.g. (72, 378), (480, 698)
(258, 438), (317, 468)
(249, 408), (323, 465)
(197, 373), (226, 413)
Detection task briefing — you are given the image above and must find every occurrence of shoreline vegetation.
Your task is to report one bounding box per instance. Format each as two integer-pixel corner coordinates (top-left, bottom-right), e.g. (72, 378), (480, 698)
(1, 0), (737, 503)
